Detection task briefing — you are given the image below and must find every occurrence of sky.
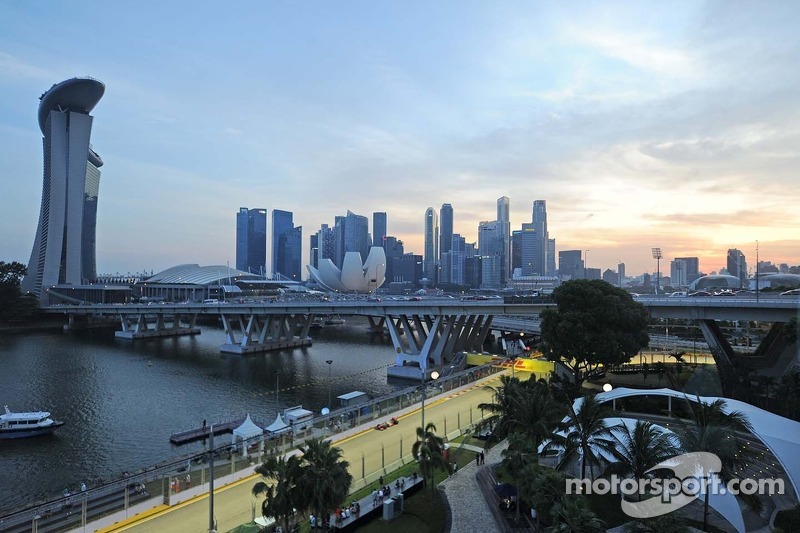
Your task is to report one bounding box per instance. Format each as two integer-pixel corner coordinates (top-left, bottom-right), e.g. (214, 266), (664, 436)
(1, 1), (799, 278)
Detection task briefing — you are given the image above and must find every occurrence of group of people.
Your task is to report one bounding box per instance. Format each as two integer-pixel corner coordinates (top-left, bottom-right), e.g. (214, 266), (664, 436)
(333, 501), (360, 525)
(371, 482), (396, 507)
(475, 451), (486, 465)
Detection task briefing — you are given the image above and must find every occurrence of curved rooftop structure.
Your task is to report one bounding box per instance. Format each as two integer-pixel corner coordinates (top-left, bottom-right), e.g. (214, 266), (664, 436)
(38, 77), (105, 135)
(762, 273), (800, 289)
(689, 274), (742, 290)
(144, 264), (262, 285)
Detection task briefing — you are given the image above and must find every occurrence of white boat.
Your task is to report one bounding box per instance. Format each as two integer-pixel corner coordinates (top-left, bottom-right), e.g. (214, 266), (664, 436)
(0, 405), (64, 439)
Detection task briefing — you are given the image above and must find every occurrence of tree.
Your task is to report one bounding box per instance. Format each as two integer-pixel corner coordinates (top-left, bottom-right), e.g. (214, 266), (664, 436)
(252, 451), (303, 533)
(604, 420), (679, 501)
(506, 379), (564, 464)
(477, 374), (524, 443)
(524, 464), (569, 529)
(548, 496), (606, 533)
(297, 438), (352, 527)
(412, 422), (451, 500)
(672, 398), (760, 531)
(623, 513), (689, 533)
(550, 393), (616, 479)
(540, 279), (650, 386)
(0, 261), (39, 324)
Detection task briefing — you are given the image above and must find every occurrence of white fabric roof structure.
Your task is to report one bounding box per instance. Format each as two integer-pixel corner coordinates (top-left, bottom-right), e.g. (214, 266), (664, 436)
(592, 387), (800, 498)
(232, 414), (263, 443)
(265, 414), (290, 434)
(144, 264), (262, 285)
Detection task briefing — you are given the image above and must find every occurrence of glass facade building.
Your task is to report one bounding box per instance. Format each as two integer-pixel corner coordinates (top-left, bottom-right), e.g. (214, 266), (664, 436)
(236, 207), (267, 275)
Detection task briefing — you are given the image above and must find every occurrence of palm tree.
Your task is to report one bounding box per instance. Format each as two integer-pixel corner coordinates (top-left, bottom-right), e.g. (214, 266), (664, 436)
(604, 420), (679, 501)
(672, 397), (758, 531)
(507, 379), (564, 464)
(548, 497), (606, 533)
(477, 374), (523, 443)
(411, 422), (451, 499)
(550, 393), (616, 479)
(623, 513), (689, 533)
(252, 452), (303, 533)
(297, 438), (352, 528)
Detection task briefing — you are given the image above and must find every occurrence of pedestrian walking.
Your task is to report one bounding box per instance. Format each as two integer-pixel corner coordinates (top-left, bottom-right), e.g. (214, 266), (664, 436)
(475, 451), (480, 466)
(372, 488), (378, 507)
(480, 451), (485, 465)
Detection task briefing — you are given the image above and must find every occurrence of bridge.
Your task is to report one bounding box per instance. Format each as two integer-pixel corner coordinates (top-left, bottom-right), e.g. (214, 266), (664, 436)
(42, 296), (798, 381)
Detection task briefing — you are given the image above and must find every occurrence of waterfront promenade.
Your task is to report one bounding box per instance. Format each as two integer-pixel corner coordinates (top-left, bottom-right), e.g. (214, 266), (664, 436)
(91, 370), (509, 533)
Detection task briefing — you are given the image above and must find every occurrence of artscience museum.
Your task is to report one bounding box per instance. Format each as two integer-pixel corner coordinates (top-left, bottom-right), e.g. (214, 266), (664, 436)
(307, 247), (387, 293)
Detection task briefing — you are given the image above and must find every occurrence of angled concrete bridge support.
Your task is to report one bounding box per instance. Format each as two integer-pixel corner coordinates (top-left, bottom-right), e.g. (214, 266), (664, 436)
(218, 313), (313, 354)
(115, 312), (200, 340)
(385, 313), (493, 379)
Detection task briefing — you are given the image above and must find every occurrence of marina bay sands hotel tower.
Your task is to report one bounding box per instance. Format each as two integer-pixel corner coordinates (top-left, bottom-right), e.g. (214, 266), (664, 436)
(23, 78), (106, 301)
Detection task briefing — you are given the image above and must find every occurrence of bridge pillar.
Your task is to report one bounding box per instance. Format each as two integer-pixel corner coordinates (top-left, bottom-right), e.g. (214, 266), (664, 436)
(385, 314), (494, 380)
(115, 313), (201, 340)
(218, 313), (313, 354)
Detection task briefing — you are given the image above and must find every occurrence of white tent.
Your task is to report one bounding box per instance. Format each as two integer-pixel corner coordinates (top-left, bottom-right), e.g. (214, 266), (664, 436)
(232, 414), (263, 456)
(265, 413), (290, 435)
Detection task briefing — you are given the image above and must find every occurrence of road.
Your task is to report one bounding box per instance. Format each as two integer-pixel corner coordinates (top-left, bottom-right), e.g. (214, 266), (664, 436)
(105, 371), (509, 533)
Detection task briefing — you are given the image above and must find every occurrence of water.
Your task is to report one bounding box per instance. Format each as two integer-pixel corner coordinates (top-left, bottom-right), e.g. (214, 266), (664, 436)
(0, 318), (402, 515)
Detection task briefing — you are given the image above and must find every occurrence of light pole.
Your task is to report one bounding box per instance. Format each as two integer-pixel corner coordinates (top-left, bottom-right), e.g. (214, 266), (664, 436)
(756, 240), (760, 302)
(208, 424), (216, 533)
(583, 249), (590, 279)
(325, 360), (333, 410)
(652, 247), (662, 295)
(420, 369), (440, 432)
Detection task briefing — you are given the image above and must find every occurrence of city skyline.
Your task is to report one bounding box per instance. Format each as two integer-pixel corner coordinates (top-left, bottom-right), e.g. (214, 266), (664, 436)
(2, 3), (800, 277)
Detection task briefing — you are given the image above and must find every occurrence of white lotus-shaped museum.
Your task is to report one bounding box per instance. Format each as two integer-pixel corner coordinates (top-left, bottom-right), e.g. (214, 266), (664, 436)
(307, 247), (386, 293)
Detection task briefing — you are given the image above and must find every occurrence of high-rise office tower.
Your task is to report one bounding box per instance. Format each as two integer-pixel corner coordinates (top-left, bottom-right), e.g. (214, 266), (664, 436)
(424, 207), (439, 281)
(532, 200), (548, 275)
(23, 78), (106, 300)
(558, 250), (583, 280)
(511, 230), (523, 274)
(547, 238), (556, 276)
(727, 249), (748, 286)
(272, 210), (302, 280)
(497, 197), (510, 283)
(383, 236), (404, 282)
(314, 224), (336, 266)
(618, 263), (626, 286)
(236, 207), (268, 274)
(310, 233), (319, 270)
(519, 223), (537, 276)
(674, 257), (700, 283)
(272, 210), (293, 275)
(333, 211), (370, 267)
(373, 212), (387, 248)
(671, 259), (689, 288)
(439, 203), (453, 263)
(450, 234), (466, 285)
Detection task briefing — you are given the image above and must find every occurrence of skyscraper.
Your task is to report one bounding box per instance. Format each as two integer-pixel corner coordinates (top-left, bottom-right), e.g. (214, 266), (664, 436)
(439, 203), (453, 262)
(450, 234), (466, 285)
(23, 78), (106, 300)
(674, 257), (700, 283)
(272, 210), (301, 280)
(497, 196), (510, 283)
(373, 212), (387, 248)
(558, 250), (583, 280)
(423, 207), (439, 282)
(333, 211), (370, 267)
(727, 249), (748, 286)
(236, 207), (267, 274)
(532, 200), (548, 275)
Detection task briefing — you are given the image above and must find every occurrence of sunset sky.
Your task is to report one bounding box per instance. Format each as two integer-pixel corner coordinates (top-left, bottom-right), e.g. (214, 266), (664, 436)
(1, 2), (798, 277)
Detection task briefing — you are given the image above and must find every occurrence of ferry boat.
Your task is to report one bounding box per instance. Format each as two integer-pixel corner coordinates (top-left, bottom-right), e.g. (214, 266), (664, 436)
(0, 405), (64, 439)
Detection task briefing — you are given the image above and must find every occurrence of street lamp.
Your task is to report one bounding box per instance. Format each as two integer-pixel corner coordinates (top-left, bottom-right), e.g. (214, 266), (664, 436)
(325, 360), (333, 411)
(420, 369), (440, 432)
(583, 250), (590, 279)
(651, 248), (662, 295)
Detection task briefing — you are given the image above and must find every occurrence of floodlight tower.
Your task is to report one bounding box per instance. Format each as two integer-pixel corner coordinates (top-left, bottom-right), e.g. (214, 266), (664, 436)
(652, 248), (662, 295)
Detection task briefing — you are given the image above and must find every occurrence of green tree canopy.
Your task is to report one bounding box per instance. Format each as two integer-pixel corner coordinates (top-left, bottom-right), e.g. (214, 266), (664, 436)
(0, 261), (39, 324)
(540, 279), (649, 385)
